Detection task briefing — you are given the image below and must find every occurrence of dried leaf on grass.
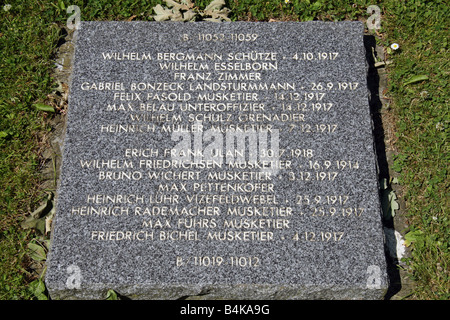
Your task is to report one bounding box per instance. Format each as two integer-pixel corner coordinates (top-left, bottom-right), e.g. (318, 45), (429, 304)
(153, 4), (174, 21)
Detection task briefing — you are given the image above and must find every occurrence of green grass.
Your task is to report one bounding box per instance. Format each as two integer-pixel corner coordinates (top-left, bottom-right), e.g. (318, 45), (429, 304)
(0, 0), (448, 299)
(0, 1), (62, 299)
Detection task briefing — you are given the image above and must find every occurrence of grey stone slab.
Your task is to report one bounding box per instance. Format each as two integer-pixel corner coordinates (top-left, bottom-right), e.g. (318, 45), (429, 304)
(46, 21), (388, 300)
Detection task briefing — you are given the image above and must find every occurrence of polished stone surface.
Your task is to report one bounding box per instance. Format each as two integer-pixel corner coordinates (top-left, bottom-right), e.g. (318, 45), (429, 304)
(46, 21), (388, 299)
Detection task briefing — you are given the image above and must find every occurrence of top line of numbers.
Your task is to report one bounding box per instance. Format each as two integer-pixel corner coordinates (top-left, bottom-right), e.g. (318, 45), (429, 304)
(183, 33), (259, 42)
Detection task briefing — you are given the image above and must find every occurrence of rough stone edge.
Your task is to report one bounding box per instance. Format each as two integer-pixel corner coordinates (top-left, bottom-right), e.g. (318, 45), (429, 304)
(48, 283), (387, 300)
(44, 25), (79, 296)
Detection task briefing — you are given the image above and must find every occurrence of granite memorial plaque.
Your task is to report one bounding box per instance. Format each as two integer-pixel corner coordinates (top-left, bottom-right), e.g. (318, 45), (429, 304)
(46, 21), (388, 299)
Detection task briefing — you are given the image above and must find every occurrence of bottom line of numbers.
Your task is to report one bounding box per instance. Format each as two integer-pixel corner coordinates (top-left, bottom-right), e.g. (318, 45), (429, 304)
(176, 256), (260, 267)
